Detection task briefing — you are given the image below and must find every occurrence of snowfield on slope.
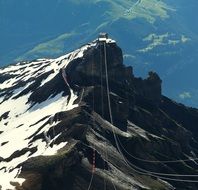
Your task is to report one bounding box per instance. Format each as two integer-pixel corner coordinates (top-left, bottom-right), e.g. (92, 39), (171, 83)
(0, 41), (100, 190)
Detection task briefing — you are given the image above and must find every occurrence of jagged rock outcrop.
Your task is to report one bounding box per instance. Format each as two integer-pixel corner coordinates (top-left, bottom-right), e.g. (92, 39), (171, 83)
(1, 38), (198, 190)
(65, 42), (133, 87)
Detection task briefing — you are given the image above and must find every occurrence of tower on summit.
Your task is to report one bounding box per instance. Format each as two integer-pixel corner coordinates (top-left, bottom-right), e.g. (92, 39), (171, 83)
(98, 33), (108, 42)
(99, 32), (108, 39)
(97, 33), (116, 44)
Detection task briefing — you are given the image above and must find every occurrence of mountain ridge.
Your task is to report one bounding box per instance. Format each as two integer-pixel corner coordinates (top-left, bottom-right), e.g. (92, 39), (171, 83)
(1, 0), (198, 107)
(1, 37), (198, 190)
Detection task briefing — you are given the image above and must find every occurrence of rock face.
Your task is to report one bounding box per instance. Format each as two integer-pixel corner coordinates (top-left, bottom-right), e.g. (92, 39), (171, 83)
(1, 38), (198, 190)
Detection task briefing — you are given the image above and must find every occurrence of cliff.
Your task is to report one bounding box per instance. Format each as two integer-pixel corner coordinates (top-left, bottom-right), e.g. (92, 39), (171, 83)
(0, 38), (198, 190)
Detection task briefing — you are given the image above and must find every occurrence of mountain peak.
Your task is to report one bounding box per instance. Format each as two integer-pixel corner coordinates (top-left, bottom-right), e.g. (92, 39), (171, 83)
(1, 37), (198, 190)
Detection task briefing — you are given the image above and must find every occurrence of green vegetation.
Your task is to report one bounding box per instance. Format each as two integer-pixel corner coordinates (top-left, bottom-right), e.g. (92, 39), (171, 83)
(181, 35), (190, 43)
(138, 33), (191, 53)
(179, 91), (192, 100)
(139, 33), (169, 52)
(16, 32), (76, 61)
(71, 0), (173, 23)
(16, 0), (174, 62)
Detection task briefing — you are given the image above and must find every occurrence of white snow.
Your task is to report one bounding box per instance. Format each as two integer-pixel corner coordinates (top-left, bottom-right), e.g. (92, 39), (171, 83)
(0, 40), (98, 190)
(0, 168), (25, 190)
(98, 37), (116, 44)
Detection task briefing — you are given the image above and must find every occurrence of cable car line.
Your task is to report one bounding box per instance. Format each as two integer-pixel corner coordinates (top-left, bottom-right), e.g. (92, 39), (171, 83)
(102, 38), (198, 183)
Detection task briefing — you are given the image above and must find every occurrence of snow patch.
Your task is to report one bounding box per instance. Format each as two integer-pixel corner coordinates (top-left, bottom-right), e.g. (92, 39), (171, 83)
(0, 40), (97, 189)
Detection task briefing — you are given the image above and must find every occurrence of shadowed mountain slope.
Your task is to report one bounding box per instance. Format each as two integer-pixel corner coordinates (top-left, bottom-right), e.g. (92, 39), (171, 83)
(0, 38), (198, 190)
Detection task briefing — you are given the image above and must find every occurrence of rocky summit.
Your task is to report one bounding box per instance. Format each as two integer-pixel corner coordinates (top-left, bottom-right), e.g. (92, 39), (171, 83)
(0, 37), (198, 190)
